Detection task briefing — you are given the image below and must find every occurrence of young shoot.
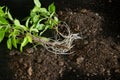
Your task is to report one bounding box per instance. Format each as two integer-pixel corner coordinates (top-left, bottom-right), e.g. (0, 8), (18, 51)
(0, 0), (81, 54)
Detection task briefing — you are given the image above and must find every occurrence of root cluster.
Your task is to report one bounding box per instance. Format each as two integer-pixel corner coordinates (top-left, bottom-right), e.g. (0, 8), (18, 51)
(32, 22), (82, 54)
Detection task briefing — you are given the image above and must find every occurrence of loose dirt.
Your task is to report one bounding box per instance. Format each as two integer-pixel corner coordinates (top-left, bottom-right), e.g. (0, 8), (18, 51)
(0, 0), (120, 80)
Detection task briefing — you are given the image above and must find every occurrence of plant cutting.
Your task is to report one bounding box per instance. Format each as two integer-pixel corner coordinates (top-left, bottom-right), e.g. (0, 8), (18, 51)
(0, 0), (81, 54)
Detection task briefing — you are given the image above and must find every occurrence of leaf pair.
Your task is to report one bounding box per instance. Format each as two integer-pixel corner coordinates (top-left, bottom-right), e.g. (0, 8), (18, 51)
(7, 36), (17, 50)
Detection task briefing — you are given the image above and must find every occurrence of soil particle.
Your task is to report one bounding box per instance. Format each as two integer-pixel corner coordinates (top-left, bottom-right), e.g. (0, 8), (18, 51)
(27, 67), (32, 76)
(76, 57), (84, 64)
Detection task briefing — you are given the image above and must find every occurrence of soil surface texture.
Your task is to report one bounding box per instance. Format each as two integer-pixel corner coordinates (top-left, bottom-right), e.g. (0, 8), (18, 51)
(0, 0), (120, 80)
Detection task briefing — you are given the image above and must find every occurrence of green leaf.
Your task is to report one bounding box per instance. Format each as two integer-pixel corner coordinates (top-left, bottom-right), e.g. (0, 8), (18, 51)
(32, 15), (39, 23)
(39, 8), (48, 13)
(25, 17), (30, 27)
(34, 0), (41, 7)
(21, 25), (28, 31)
(12, 37), (17, 48)
(7, 38), (12, 50)
(39, 25), (49, 35)
(20, 37), (29, 52)
(27, 34), (32, 43)
(14, 19), (21, 26)
(51, 17), (59, 26)
(30, 28), (39, 33)
(7, 10), (13, 21)
(30, 12), (36, 18)
(36, 24), (45, 30)
(48, 3), (55, 13)
(0, 7), (5, 17)
(54, 16), (59, 23)
(31, 6), (40, 13)
(0, 30), (5, 43)
(14, 19), (28, 31)
(21, 37), (28, 47)
(0, 17), (8, 24)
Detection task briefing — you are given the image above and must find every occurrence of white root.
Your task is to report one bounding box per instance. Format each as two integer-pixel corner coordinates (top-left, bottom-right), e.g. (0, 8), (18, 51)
(32, 22), (82, 54)
(42, 22), (82, 54)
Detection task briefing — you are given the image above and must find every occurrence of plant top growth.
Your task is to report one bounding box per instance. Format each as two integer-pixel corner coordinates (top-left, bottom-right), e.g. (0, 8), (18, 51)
(0, 0), (81, 54)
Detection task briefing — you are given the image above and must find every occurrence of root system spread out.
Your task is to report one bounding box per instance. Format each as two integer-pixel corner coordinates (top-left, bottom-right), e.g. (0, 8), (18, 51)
(0, 0), (120, 80)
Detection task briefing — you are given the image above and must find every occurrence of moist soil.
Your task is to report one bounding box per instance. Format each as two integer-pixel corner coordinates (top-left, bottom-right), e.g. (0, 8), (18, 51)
(0, 0), (120, 80)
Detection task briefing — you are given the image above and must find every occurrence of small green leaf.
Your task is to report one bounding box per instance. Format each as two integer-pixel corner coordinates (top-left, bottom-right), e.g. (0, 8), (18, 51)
(14, 19), (21, 26)
(39, 8), (47, 13)
(0, 17), (8, 24)
(32, 15), (39, 23)
(14, 21), (28, 31)
(51, 17), (59, 26)
(12, 37), (17, 48)
(20, 37), (28, 52)
(25, 17), (30, 27)
(0, 30), (5, 43)
(30, 28), (39, 33)
(0, 7), (5, 17)
(36, 24), (45, 30)
(21, 25), (28, 31)
(39, 25), (49, 35)
(54, 16), (59, 23)
(14, 20), (27, 31)
(7, 38), (12, 50)
(48, 3), (55, 13)
(34, 0), (41, 7)
(30, 12), (36, 18)
(27, 34), (32, 43)
(21, 37), (28, 47)
(31, 6), (40, 13)
(7, 10), (13, 21)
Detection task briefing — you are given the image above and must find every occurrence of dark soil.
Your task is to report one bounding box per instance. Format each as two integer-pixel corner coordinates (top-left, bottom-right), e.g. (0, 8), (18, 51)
(0, 0), (120, 80)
